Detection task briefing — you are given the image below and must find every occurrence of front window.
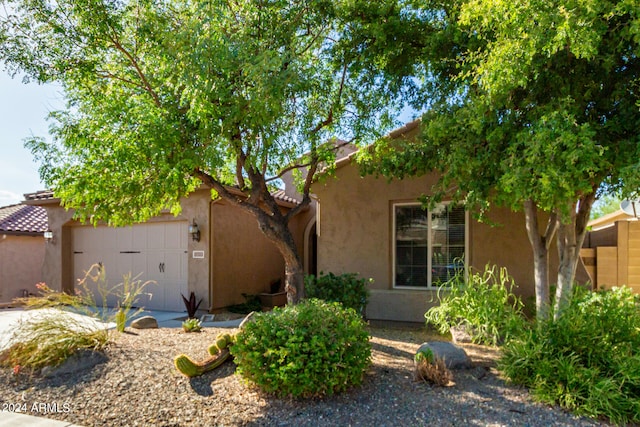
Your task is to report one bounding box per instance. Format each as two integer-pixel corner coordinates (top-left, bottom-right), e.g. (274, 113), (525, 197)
(394, 203), (466, 288)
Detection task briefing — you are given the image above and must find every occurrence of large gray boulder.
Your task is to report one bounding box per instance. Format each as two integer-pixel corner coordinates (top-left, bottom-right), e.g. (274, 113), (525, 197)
(130, 315), (158, 329)
(417, 341), (472, 370)
(41, 350), (107, 378)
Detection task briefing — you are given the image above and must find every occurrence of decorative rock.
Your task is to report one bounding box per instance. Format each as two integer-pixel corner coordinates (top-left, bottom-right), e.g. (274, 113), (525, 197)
(450, 325), (474, 344)
(41, 350), (107, 378)
(130, 316), (158, 329)
(417, 341), (472, 370)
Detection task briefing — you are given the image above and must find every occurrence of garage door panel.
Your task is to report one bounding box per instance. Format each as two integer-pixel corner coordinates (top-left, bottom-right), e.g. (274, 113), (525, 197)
(165, 224), (186, 250)
(115, 227), (133, 252)
(132, 226), (148, 251)
(72, 221), (188, 312)
(163, 251), (187, 281)
(145, 223), (166, 250)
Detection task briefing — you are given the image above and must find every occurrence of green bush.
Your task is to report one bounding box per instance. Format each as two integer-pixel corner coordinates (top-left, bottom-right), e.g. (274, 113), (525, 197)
(424, 264), (526, 346)
(304, 272), (371, 316)
(231, 299), (371, 398)
(499, 286), (640, 425)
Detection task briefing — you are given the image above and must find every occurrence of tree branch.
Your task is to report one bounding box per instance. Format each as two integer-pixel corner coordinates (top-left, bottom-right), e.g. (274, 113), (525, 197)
(543, 211), (559, 250)
(106, 33), (162, 108)
(309, 62), (348, 135)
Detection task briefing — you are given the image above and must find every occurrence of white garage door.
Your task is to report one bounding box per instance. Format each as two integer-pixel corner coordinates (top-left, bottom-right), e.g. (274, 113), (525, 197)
(72, 222), (188, 312)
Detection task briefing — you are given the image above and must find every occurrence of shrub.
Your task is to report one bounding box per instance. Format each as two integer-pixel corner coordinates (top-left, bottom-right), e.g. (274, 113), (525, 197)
(231, 299), (371, 398)
(305, 272), (371, 316)
(499, 286), (640, 425)
(414, 349), (452, 386)
(424, 264), (526, 346)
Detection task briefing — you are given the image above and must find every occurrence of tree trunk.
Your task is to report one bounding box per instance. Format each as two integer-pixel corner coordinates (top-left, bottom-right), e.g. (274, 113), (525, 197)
(523, 200), (558, 321)
(553, 193), (596, 319)
(255, 211), (306, 304)
(195, 170), (307, 305)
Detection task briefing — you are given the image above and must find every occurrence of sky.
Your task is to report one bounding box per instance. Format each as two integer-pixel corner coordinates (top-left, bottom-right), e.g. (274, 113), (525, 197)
(0, 72), (64, 206)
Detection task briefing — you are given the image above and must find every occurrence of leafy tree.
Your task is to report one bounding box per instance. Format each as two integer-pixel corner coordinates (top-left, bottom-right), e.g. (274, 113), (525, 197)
(590, 194), (623, 220)
(359, 0), (640, 319)
(0, 0), (403, 303)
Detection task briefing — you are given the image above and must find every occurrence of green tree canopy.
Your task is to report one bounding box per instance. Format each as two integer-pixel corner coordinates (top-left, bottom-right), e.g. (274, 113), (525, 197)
(0, 0), (405, 302)
(359, 0), (640, 319)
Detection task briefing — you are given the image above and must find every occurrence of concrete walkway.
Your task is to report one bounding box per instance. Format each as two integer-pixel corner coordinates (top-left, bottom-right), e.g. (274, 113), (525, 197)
(0, 411), (83, 427)
(0, 307), (243, 426)
(0, 307), (243, 350)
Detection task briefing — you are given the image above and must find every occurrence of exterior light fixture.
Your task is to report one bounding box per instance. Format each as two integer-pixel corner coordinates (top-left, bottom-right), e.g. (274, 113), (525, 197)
(188, 219), (200, 242)
(44, 230), (54, 243)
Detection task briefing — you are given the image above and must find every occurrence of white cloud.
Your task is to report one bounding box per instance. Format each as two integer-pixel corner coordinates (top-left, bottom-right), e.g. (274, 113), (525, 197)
(0, 190), (23, 206)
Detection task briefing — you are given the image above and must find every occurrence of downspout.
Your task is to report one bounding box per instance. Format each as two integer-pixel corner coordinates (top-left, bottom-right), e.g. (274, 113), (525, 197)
(208, 197), (214, 313)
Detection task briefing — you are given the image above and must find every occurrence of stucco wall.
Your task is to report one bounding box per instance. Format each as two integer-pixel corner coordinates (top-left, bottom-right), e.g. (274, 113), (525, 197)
(36, 188), (311, 312)
(0, 234), (45, 303)
(313, 160), (585, 323)
(210, 200), (286, 309)
(40, 188), (213, 309)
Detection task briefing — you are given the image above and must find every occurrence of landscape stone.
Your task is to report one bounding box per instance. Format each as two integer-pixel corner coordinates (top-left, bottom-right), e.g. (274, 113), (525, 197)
(417, 341), (472, 370)
(450, 325), (474, 344)
(131, 315), (158, 329)
(41, 350), (107, 378)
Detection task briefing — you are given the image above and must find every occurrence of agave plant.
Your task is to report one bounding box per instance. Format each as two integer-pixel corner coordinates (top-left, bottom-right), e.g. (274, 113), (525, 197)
(181, 292), (203, 319)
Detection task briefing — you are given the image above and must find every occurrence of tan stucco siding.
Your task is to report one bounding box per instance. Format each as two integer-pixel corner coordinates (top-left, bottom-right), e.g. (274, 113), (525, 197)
(210, 200), (285, 309)
(313, 161), (585, 322)
(0, 235), (45, 303)
(42, 188), (213, 309)
(469, 206), (532, 300)
(314, 164), (443, 322)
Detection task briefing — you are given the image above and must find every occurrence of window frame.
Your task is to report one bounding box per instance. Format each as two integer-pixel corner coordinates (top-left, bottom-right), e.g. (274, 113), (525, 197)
(392, 201), (469, 290)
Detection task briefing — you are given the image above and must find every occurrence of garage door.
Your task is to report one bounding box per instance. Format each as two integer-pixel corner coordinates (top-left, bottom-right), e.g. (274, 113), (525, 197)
(72, 222), (188, 312)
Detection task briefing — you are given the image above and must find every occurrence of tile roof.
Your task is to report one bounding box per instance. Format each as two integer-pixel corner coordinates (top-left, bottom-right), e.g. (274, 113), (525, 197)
(0, 204), (48, 235)
(24, 188), (300, 207)
(271, 189), (301, 205)
(24, 190), (55, 201)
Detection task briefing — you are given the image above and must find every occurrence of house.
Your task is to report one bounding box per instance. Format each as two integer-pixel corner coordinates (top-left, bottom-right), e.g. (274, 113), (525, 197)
(17, 120), (593, 323)
(311, 120), (591, 323)
(580, 208), (640, 294)
(0, 203), (47, 304)
(24, 187), (314, 312)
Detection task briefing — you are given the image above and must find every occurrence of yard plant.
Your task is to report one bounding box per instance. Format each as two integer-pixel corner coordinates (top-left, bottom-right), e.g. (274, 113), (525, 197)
(499, 286), (640, 425)
(305, 272), (371, 317)
(425, 264), (526, 346)
(0, 310), (109, 373)
(0, 265), (151, 373)
(231, 299), (371, 398)
(414, 348), (452, 387)
(181, 318), (202, 333)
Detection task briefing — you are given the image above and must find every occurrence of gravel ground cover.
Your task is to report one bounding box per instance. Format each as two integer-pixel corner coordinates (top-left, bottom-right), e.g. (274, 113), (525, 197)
(0, 326), (601, 426)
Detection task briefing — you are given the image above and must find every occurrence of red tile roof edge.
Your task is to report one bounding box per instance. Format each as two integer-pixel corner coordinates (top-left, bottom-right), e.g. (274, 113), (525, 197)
(0, 204), (48, 235)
